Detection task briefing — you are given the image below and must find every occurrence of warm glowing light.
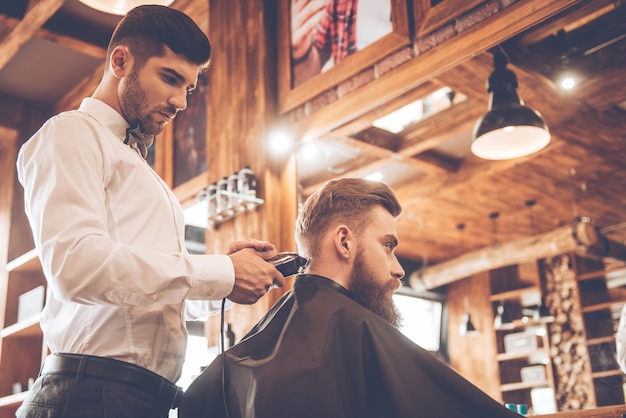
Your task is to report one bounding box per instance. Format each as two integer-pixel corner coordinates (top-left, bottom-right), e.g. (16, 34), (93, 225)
(299, 142), (318, 160)
(270, 132), (291, 153)
(560, 77), (576, 90)
(365, 172), (383, 182)
(78, 0), (174, 15)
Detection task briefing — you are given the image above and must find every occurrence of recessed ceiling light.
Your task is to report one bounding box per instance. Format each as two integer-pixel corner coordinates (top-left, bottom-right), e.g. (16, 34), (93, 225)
(78, 0), (175, 16)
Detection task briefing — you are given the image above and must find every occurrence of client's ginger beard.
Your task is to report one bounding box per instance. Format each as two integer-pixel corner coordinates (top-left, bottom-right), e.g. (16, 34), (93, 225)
(349, 249), (402, 328)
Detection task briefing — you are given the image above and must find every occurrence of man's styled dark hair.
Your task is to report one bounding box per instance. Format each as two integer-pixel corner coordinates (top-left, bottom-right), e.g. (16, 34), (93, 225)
(295, 177), (402, 259)
(107, 5), (211, 70)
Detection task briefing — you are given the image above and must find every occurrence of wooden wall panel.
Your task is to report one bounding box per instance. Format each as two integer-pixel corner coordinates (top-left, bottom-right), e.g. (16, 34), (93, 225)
(0, 126), (18, 344)
(542, 254), (596, 410)
(0, 127), (18, 259)
(447, 272), (502, 400)
(199, 0), (298, 345)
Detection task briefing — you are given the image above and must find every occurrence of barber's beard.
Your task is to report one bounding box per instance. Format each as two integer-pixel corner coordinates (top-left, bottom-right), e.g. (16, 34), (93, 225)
(120, 68), (170, 136)
(349, 250), (402, 328)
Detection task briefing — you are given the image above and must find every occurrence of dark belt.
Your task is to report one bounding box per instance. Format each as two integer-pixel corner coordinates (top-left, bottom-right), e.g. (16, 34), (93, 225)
(40, 353), (183, 409)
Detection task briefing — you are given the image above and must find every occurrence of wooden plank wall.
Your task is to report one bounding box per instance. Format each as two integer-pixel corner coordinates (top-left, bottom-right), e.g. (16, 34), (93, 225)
(447, 273), (502, 400)
(200, 0), (298, 346)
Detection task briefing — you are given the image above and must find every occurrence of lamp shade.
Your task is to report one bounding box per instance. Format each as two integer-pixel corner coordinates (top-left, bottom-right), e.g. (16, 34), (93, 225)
(471, 48), (550, 160)
(472, 107), (550, 160)
(78, 0), (174, 15)
(459, 313), (478, 336)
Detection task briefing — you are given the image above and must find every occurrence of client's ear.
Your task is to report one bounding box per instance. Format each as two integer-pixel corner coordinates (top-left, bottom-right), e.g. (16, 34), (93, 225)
(333, 225), (351, 260)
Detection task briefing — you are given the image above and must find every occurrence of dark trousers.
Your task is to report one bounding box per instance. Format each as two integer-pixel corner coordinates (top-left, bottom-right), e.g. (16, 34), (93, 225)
(16, 374), (172, 418)
(16, 354), (179, 418)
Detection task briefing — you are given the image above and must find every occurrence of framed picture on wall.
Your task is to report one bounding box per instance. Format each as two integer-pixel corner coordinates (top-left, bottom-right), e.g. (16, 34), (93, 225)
(278, 0), (411, 113)
(172, 72), (208, 188)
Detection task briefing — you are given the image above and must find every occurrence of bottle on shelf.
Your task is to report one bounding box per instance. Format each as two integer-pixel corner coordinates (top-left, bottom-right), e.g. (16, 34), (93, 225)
(237, 165), (257, 211)
(216, 177), (230, 217)
(227, 171), (240, 213)
(494, 302), (512, 329)
(206, 182), (218, 224)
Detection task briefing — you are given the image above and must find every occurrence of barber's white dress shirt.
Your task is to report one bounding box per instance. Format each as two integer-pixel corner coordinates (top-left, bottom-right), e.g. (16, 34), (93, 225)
(17, 98), (234, 382)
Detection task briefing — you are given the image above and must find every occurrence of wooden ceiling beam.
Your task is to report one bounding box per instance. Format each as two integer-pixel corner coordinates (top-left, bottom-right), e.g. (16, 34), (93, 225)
(328, 80), (446, 138)
(289, 0), (583, 142)
(301, 140), (449, 197)
(518, 0), (621, 45)
(0, 0), (67, 70)
(0, 13), (106, 59)
(410, 220), (626, 290)
(398, 99), (479, 156)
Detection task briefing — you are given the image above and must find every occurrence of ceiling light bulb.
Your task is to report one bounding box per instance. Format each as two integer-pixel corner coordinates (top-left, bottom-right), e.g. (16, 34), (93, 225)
(560, 77), (576, 90)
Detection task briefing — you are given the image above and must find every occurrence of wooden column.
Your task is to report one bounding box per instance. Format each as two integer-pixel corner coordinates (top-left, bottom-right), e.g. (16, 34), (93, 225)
(200, 0), (298, 346)
(0, 127), (19, 337)
(541, 253), (596, 410)
(447, 273), (501, 400)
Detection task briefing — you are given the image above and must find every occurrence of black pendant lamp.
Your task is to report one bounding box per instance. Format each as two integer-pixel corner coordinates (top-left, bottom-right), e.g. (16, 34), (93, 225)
(471, 47), (550, 160)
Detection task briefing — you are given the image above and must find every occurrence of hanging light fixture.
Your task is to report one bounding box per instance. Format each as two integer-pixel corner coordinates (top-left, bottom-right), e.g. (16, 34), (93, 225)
(489, 211), (500, 247)
(459, 312), (478, 336)
(471, 46), (550, 160)
(459, 293), (479, 336)
(78, 0), (174, 15)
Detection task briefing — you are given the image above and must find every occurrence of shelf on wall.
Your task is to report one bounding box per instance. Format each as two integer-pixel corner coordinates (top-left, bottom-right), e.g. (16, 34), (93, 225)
(1, 314), (41, 339)
(183, 193), (264, 229)
(6, 248), (39, 272)
(500, 380), (551, 392)
(581, 300), (626, 314)
(591, 369), (623, 379)
(0, 390), (29, 408)
(497, 348), (548, 362)
(495, 317), (554, 332)
(587, 335), (616, 346)
(489, 286), (540, 302)
(577, 265), (626, 282)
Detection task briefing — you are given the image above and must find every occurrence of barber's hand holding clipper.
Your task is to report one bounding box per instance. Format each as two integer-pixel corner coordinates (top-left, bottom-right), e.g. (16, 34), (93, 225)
(227, 239), (286, 304)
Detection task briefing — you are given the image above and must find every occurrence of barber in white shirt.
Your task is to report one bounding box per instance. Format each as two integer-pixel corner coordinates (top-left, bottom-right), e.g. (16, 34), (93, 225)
(15, 5), (284, 418)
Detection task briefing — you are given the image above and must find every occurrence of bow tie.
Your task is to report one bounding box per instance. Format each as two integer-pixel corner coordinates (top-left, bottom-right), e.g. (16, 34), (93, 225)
(124, 123), (154, 159)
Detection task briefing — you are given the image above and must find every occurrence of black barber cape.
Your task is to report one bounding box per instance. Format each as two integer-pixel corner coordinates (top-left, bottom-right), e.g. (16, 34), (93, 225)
(180, 275), (519, 418)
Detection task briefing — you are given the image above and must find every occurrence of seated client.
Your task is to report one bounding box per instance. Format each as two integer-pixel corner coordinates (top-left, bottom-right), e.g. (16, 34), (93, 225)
(180, 177), (519, 418)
